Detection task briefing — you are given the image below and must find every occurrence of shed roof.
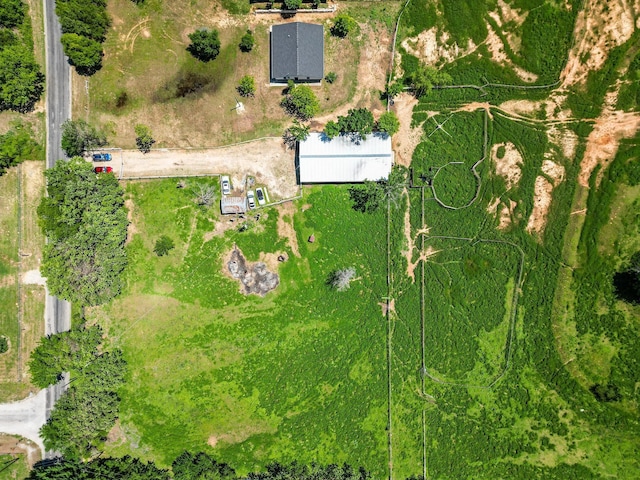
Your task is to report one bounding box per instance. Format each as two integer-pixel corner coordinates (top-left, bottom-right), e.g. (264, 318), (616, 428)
(298, 133), (394, 183)
(220, 196), (247, 215)
(271, 22), (324, 82)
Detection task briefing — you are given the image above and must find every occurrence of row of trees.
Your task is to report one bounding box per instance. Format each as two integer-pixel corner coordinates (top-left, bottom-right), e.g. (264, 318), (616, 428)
(0, 0), (44, 112)
(28, 453), (374, 480)
(29, 324), (127, 458)
(0, 121), (42, 176)
(38, 156), (128, 306)
(55, 0), (110, 75)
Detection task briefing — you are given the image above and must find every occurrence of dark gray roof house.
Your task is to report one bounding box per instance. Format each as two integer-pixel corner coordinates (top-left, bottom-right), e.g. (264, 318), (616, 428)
(270, 22), (324, 83)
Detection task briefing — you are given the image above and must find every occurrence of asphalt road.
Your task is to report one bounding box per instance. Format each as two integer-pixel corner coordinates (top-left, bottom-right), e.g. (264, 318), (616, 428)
(42, 0), (72, 459)
(43, 0), (71, 337)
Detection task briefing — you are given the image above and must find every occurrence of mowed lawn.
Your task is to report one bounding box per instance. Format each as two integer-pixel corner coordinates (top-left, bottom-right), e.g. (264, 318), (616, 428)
(94, 179), (388, 475)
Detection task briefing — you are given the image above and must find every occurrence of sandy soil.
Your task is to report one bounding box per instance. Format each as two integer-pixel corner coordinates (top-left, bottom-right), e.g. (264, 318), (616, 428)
(110, 137), (297, 199)
(561, 0), (638, 87)
(579, 110), (640, 187)
(541, 159), (566, 186)
(312, 24), (390, 128)
(526, 176), (554, 235)
(401, 27), (477, 68)
(391, 93), (421, 167)
(491, 142), (523, 190)
(403, 193), (417, 282)
(547, 126), (578, 160)
(0, 434), (41, 467)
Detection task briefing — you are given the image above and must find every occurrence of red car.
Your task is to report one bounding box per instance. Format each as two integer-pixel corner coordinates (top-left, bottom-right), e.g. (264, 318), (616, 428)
(94, 166), (113, 173)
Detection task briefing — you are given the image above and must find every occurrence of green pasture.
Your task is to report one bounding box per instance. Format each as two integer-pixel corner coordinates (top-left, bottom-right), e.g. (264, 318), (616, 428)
(95, 180), (388, 475)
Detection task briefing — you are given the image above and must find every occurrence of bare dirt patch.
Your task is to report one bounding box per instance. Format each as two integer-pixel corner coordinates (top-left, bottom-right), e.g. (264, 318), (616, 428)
(541, 159), (566, 186)
(491, 142), (523, 190)
(454, 102), (493, 118)
(579, 110), (640, 187)
(276, 202), (300, 257)
(21, 270), (45, 286)
(225, 246), (279, 296)
(402, 192), (417, 282)
(401, 27), (477, 68)
(379, 298), (395, 316)
(0, 275), (16, 288)
(547, 126), (579, 160)
(119, 137), (297, 200)
(561, 0), (637, 87)
(0, 434), (41, 467)
(391, 93), (421, 167)
(527, 176), (554, 235)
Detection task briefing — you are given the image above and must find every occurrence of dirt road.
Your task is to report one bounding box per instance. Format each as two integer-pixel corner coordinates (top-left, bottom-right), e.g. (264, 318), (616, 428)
(101, 137), (299, 199)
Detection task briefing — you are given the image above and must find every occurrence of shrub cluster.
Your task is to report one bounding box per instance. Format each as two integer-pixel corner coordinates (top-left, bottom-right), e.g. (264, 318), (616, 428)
(323, 108), (400, 140)
(0, 122), (42, 176)
(55, 0), (110, 75)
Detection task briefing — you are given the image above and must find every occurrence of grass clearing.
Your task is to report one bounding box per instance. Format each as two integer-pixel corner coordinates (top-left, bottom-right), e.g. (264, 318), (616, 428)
(0, 162), (45, 401)
(93, 180), (388, 475)
(80, 0), (363, 148)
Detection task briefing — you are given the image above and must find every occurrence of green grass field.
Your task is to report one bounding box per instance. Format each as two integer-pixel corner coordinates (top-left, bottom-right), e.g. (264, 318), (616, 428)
(0, 454), (30, 480)
(96, 180), (388, 475)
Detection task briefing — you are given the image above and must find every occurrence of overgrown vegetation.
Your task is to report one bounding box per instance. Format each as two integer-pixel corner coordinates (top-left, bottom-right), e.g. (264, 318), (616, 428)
(0, 121), (42, 176)
(134, 123), (155, 153)
(30, 324), (127, 458)
(38, 157), (127, 306)
(0, 0), (44, 113)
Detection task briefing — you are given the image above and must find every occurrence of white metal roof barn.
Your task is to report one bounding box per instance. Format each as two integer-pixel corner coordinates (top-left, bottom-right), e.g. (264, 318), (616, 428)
(298, 133), (394, 183)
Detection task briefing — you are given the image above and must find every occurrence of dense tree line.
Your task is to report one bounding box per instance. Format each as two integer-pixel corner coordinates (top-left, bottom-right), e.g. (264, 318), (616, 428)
(0, 122), (42, 175)
(55, 0), (110, 75)
(29, 324), (127, 458)
(38, 156), (128, 306)
(28, 453), (374, 480)
(0, 0), (44, 112)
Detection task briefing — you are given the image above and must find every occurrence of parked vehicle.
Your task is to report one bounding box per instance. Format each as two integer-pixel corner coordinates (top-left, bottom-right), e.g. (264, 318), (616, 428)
(256, 187), (265, 205)
(92, 153), (112, 161)
(94, 166), (113, 173)
(247, 190), (256, 209)
(221, 175), (231, 195)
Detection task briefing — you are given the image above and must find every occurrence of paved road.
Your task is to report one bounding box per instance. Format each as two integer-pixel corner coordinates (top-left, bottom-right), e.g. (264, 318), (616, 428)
(0, 390), (46, 454)
(43, 0), (71, 336)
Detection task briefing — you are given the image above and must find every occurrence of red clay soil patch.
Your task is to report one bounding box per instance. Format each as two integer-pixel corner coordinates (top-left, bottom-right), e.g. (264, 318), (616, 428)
(225, 246), (279, 296)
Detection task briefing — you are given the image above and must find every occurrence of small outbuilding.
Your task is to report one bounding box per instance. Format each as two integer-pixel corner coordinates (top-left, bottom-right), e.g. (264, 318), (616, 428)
(270, 22), (324, 83)
(298, 133), (394, 184)
(221, 197), (247, 215)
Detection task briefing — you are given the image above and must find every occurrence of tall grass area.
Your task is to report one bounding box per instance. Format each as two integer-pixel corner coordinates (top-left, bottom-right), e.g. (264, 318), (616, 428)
(388, 101), (640, 477)
(96, 180), (388, 475)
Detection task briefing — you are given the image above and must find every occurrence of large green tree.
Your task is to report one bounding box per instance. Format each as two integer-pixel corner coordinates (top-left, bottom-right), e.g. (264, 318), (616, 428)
(406, 64), (452, 98)
(377, 111), (400, 136)
(60, 33), (103, 75)
(280, 84), (319, 120)
(38, 156), (128, 306)
(0, 0), (24, 28)
(337, 108), (375, 140)
(0, 45), (44, 113)
(55, 0), (110, 43)
(60, 119), (107, 157)
(187, 29), (221, 62)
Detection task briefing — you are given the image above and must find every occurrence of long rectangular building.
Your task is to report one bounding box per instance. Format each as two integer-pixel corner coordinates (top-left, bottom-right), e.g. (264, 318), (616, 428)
(298, 132), (394, 183)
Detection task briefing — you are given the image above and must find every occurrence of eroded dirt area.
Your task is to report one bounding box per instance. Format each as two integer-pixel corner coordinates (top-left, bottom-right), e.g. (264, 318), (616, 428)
(491, 142), (523, 190)
(225, 247), (279, 296)
(392, 93), (421, 167)
(276, 202), (300, 257)
(526, 176), (554, 235)
(561, 0), (638, 87)
(0, 434), (40, 467)
(579, 111), (640, 187)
